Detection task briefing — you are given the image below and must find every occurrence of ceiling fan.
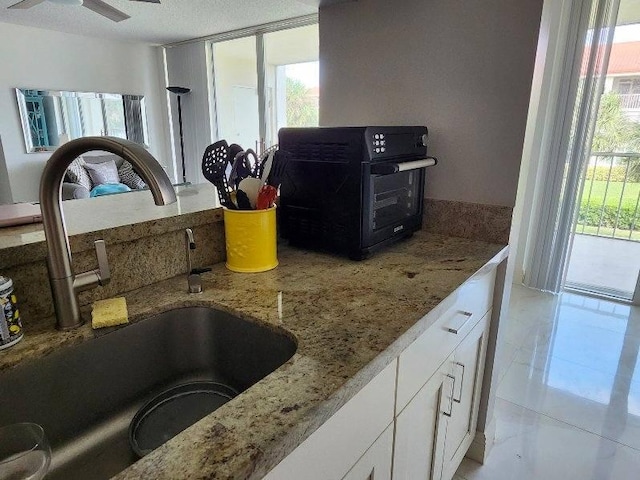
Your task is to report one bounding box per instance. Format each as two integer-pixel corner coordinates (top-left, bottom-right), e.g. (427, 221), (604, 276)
(7, 0), (160, 23)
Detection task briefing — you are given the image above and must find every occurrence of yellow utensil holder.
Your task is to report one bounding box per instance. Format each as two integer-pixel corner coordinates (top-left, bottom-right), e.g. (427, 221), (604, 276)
(223, 206), (278, 273)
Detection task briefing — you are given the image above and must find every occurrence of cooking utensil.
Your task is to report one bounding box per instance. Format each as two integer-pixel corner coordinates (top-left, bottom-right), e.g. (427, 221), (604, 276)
(257, 144), (278, 178)
(238, 177), (263, 209)
(201, 140), (234, 207)
(255, 184), (278, 210)
(267, 150), (289, 188)
(226, 143), (244, 181)
(260, 150), (276, 184)
(243, 149), (259, 176)
(235, 190), (253, 210)
(229, 151), (254, 188)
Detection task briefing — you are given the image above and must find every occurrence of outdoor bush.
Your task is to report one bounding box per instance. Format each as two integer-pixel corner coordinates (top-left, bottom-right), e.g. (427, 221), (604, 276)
(585, 165), (628, 182)
(578, 202), (640, 230)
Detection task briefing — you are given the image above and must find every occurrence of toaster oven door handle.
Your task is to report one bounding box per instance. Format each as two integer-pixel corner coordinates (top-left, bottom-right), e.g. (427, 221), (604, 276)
(370, 157), (437, 175)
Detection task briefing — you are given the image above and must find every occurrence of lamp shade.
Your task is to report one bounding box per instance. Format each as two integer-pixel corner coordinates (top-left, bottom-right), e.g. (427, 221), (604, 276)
(166, 86), (191, 95)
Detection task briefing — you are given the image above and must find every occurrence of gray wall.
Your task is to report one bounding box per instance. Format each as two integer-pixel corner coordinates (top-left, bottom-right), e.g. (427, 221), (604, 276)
(164, 41), (215, 185)
(319, 0), (543, 207)
(0, 22), (170, 203)
(0, 136), (12, 205)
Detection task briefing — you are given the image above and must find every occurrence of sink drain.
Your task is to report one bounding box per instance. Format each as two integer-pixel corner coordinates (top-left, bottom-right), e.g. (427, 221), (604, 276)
(129, 381), (239, 457)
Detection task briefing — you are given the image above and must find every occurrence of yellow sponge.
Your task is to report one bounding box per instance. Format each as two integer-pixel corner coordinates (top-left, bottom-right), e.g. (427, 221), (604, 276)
(91, 297), (129, 329)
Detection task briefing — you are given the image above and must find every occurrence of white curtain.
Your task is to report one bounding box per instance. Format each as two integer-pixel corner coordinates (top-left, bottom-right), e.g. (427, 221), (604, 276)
(524, 0), (620, 292)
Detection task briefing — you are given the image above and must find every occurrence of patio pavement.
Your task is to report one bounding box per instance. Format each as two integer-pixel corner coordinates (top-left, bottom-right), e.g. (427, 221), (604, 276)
(566, 234), (640, 296)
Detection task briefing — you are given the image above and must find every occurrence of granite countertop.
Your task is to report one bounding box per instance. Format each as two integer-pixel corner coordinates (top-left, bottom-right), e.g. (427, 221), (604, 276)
(1, 231), (507, 480)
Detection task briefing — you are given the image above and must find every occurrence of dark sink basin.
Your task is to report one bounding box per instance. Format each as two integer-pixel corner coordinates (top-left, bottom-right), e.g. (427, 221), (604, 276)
(0, 307), (297, 480)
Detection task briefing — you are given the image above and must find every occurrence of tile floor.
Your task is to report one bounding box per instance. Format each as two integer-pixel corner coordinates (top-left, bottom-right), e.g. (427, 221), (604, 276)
(455, 284), (640, 480)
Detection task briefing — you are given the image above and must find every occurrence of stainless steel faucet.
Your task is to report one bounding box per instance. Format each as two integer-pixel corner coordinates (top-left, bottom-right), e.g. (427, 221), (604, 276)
(39, 136), (177, 330)
(185, 228), (211, 293)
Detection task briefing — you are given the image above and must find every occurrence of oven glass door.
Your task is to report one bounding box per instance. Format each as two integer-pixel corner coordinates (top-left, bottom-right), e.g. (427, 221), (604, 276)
(371, 169), (422, 232)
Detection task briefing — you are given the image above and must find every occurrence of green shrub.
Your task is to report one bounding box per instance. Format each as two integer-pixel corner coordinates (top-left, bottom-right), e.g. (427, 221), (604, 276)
(585, 165), (628, 182)
(585, 159), (640, 182)
(578, 202), (640, 230)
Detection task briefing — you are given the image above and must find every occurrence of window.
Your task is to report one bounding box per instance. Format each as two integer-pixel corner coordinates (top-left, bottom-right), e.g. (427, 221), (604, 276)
(210, 21), (318, 152)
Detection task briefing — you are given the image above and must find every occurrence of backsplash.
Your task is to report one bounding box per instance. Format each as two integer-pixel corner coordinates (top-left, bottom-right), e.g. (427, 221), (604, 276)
(3, 208), (225, 326)
(2, 198), (511, 328)
(423, 198), (513, 245)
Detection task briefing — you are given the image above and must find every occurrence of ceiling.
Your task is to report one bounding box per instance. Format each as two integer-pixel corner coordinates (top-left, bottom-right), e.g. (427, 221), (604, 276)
(0, 0), (320, 45)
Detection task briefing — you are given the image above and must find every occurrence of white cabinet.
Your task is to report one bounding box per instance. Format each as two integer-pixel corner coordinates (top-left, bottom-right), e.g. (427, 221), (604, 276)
(264, 266), (497, 480)
(393, 365), (451, 480)
(342, 424), (394, 480)
(441, 313), (489, 480)
(396, 267), (496, 413)
(263, 361), (396, 480)
(393, 311), (490, 480)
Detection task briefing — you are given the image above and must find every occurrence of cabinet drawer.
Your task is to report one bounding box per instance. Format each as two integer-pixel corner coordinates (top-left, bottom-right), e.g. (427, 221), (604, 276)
(396, 267), (495, 413)
(263, 360), (397, 480)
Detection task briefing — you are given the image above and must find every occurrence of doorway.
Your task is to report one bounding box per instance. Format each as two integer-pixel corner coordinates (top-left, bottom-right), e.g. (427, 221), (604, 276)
(565, 8), (640, 304)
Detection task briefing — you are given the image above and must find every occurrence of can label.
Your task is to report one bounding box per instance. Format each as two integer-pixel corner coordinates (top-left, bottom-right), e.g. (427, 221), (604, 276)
(0, 283), (23, 349)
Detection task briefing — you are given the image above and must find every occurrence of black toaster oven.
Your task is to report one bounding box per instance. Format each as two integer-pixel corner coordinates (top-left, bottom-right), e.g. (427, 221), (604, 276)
(278, 126), (437, 260)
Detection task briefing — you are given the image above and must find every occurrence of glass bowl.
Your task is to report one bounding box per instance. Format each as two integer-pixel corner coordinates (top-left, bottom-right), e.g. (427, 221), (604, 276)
(0, 423), (51, 480)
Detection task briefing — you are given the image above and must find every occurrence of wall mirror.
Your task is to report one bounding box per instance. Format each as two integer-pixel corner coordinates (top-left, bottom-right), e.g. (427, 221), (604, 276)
(15, 88), (149, 153)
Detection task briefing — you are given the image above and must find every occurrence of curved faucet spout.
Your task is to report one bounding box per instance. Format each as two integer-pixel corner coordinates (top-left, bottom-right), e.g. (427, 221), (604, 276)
(39, 136), (177, 330)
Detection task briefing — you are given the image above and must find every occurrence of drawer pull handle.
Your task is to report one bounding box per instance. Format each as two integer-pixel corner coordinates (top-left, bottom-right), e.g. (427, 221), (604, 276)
(453, 362), (465, 403)
(443, 374), (455, 417)
(445, 311), (473, 334)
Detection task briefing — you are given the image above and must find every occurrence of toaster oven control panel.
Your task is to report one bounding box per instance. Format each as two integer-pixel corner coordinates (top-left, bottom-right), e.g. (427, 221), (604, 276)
(372, 133), (387, 154)
(366, 127), (428, 161)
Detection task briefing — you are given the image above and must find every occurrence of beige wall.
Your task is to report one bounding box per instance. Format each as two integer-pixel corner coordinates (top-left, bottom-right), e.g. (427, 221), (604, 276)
(319, 0), (543, 207)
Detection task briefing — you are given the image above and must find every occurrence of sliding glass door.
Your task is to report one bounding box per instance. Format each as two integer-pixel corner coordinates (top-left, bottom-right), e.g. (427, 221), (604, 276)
(212, 36), (260, 151)
(264, 24), (319, 146)
(565, 4), (640, 303)
(210, 22), (318, 154)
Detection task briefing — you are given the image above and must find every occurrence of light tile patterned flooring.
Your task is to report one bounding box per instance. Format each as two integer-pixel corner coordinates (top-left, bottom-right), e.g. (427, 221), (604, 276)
(455, 285), (640, 480)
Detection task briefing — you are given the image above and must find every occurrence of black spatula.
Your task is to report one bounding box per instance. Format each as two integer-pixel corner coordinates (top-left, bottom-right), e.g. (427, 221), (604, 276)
(202, 140), (234, 207)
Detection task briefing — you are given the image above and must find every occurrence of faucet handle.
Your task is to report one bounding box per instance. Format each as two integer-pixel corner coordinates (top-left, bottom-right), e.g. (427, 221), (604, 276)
(94, 240), (111, 286)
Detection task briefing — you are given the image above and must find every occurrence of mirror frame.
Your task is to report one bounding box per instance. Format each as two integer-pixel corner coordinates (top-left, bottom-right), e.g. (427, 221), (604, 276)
(15, 88), (149, 153)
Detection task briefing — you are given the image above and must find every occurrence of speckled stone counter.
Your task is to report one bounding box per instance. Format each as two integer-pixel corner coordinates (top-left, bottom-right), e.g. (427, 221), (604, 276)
(0, 184), (226, 322)
(0, 231), (507, 480)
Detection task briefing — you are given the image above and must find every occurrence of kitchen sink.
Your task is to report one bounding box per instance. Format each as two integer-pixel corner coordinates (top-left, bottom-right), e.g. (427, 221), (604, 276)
(0, 307), (297, 480)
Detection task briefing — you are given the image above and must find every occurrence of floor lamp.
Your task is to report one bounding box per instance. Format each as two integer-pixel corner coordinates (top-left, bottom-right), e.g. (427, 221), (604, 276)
(167, 86), (191, 184)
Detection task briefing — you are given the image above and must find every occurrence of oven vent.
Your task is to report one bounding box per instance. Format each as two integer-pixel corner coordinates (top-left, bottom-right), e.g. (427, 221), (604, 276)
(288, 142), (350, 163)
(285, 207), (350, 250)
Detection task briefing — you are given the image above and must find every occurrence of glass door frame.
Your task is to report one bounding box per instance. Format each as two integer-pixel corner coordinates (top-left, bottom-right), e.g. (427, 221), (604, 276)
(206, 14), (318, 152)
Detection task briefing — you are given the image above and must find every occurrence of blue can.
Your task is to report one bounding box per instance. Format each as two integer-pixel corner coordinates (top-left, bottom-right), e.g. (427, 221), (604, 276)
(0, 276), (23, 350)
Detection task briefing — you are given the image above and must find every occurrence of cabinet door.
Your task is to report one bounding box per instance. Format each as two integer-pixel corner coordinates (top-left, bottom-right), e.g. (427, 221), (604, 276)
(342, 424), (394, 480)
(393, 366), (454, 480)
(263, 362), (396, 480)
(441, 311), (490, 479)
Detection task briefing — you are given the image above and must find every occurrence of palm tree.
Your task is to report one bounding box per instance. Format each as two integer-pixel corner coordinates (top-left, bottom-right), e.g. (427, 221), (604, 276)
(286, 78), (318, 127)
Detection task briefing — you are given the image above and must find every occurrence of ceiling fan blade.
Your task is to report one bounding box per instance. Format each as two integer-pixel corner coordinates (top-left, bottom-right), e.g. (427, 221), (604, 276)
(7, 0), (46, 9)
(82, 0), (130, 22)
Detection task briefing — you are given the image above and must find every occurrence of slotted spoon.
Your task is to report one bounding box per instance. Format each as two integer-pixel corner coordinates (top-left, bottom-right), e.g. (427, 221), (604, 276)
(202, 140), (233, 207)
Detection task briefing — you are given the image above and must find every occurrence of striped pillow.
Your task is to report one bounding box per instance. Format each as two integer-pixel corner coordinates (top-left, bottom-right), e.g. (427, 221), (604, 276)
(118, 161), (146, 190)
(65, 158), (92, 190)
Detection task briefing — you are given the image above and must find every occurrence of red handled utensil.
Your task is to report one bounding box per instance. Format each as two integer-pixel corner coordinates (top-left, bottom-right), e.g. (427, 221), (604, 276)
(255, 185), (278, 210)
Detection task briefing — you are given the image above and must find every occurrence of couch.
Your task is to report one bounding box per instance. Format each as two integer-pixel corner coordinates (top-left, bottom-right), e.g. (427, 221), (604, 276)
(63, 154), (147, 201)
